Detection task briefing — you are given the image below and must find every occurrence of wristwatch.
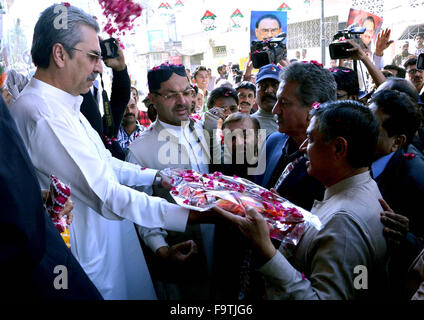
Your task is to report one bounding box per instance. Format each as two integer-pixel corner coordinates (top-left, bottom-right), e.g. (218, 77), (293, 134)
(154, 175), (163, 187)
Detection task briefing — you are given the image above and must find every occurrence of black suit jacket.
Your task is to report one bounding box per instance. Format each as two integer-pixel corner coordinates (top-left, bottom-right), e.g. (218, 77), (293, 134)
(80, 67), (131, 160)
(275, 157), (325, 211)
(375, 144), (424, 239)
(0, 97), (102, 300)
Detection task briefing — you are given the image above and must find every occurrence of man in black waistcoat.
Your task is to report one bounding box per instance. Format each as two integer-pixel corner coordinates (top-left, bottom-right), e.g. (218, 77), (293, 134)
(0, 96), (102, 300)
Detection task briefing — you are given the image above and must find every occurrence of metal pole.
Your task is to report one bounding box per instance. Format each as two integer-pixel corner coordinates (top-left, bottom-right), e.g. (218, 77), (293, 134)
(321, 0), (326, 65)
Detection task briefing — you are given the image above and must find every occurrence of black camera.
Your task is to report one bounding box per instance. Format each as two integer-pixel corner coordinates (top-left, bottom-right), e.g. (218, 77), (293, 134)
(100, 38), (119, 60)
(251, 33), (287, 69)
(329, 25), (366, 60)
(418, 53), (424, 70)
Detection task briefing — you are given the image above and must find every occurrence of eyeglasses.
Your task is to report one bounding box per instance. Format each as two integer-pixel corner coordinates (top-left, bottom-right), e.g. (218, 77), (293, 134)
(71, 48), (103, 63)
(259, 28), (280, 34)
(407, 68), (423, 75)
(153, 88), (195, 101)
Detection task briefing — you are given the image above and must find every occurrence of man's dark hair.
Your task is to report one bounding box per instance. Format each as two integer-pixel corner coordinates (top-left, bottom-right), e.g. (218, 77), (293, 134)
(375, 77), (419, 103)
(192, 84), (199, 95)
(222, 112), (260, 131)
(217, 64), (226, 74)
(414, 33), (423, 40)
(310, 100), (379, 168)
(147, 63), (187, 93)
(404, 57), (417, 69)
(370, 90), (421, 146)
(255, 14), (281, 29)
(362, 16), (376, 29)
(384, 65), (406, 78)
(31, 4), (100, 68)
(382, 70), (394, 78)
(207, 87), (239, 109)
(281, 62), (337, 108)
(330, 67), (359, 96)
(231, 64), (240, 72)
(236, 81), (256, 97)
(193, 65), (208, 79)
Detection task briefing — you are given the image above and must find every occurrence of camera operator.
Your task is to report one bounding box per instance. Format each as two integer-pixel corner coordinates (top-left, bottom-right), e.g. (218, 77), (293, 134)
(80, 37), (130, 160)
(343, 38), (386, 101)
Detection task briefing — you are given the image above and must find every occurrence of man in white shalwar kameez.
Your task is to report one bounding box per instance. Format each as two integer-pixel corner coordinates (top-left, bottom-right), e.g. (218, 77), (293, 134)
(10, 4), (203, 300)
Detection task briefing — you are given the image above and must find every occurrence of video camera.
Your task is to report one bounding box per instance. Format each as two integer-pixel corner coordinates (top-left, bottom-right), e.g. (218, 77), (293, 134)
(100, 38), (119, 60)
(418, 53), (424, 70)
(329, 25), (366, 60)
(251, 33), (287, 69)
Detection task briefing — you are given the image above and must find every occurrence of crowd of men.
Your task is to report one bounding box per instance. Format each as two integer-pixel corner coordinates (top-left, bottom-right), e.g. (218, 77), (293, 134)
(1, 3), (424, 301)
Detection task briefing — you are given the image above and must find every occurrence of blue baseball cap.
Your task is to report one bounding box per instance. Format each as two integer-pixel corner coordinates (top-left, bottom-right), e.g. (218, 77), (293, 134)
(256, 64), (281, 83)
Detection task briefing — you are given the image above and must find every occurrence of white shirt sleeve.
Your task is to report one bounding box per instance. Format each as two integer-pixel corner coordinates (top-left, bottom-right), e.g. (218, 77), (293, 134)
(373, 53), (385, 70)
(125, 146), (170, 253)
(12, 96), (189, 232)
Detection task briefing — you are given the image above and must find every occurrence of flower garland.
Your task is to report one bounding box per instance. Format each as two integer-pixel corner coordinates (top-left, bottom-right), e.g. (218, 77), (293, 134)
(98, 0), (143, 47)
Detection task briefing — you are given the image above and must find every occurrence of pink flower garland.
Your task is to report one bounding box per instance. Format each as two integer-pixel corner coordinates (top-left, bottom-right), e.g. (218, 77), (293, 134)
(98, 0), (143, 47)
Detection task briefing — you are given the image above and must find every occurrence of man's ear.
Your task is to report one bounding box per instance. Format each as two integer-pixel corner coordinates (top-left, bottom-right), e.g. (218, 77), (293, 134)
(391, 134), (407, 152)
(51, 43), (67, 68)
(333, 136), (348, 161)
(148, 93), (157, 108)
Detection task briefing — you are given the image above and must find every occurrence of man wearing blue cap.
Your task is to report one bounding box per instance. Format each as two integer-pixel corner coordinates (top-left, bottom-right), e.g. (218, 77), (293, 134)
(251, 64), (281, 138)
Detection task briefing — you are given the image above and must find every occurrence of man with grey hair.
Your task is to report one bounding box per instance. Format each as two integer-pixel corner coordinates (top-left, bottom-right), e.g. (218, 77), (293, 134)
(254, 61), (337, 211)
(10, 4), (211, 300)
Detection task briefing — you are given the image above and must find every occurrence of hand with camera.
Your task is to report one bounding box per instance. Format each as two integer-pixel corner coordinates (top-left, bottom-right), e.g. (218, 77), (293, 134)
(101, 38), (126, 72)
(345, 38), (386, 88)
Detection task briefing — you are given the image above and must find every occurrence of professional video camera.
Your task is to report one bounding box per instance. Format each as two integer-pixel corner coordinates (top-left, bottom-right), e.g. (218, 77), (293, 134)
(251, 33), (287, 69)
(418, 53), (424, 70)
(329, 25), (366, 60)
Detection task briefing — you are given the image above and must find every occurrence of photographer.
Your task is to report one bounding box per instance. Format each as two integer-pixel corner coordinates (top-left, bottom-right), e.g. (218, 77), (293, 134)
(342, 38), (386, 97)
(80, 37), (131, 160)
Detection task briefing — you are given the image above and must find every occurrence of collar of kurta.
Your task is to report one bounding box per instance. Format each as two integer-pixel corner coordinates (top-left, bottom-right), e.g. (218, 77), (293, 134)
(323, 171), (372, 201)
(154, 118), (208, 155)
(29, 77), (84, 117)
(256, 107), (274, 117)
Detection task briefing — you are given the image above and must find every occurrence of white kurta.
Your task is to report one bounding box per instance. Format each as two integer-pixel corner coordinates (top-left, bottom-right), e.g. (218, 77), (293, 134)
(10, 78), (190, 300)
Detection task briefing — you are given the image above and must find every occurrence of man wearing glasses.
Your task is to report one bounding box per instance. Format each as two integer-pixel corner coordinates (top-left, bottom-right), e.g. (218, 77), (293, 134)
(126, 63), (222, 300)
(255, 14), (282, 41)
(404, 57), (424, 107)
(10, 4), (215, 300)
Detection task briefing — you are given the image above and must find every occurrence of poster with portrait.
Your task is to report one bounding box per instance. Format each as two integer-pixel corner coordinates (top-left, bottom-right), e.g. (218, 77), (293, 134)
(346, 9), (383, 51)
(250, 11), (287, 44)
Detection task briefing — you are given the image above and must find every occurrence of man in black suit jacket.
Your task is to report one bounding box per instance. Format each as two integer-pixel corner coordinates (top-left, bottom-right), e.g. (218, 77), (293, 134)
(0, 97), (102, 300)
(254, 62), (337, 211)
(369, 90), (424, 299)
(370, 90), (424, 239)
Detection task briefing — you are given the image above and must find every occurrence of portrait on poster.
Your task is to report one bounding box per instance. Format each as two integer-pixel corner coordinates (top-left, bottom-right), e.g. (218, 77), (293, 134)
(346, 9), (383, 51)
(250, 11), (287, 44)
